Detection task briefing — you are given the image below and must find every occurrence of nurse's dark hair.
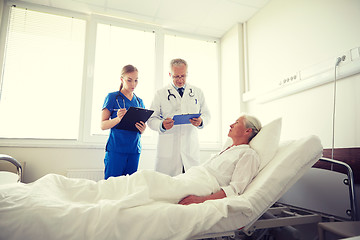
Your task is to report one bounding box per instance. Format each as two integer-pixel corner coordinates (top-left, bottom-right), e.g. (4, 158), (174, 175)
(243, 114), (262, 142)
(119, 64), (138, 91)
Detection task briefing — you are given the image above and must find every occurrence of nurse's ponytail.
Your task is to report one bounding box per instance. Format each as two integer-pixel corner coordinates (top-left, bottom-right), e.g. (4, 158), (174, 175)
(119, 64), (138, 91)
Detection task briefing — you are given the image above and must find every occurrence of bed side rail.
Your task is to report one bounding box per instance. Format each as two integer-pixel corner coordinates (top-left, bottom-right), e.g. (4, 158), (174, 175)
(0, 154), (22, 182)
(278, 157), (357, 221)
(317, 157), (358, 221)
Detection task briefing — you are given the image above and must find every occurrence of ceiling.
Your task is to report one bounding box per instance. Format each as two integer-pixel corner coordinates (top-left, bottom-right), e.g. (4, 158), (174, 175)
(14, 0), (270, 38)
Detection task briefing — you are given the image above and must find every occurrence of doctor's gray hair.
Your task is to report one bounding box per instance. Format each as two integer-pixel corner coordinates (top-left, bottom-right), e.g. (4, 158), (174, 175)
(243, 114), (262, 141)
(170, 58), (188, 70)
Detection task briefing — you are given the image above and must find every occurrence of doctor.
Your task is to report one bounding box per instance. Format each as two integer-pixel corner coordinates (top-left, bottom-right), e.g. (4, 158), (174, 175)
(148, 58), (211, 176)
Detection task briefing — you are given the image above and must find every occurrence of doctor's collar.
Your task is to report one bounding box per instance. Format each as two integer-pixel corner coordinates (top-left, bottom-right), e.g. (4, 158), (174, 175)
(171, 83), (186, 90)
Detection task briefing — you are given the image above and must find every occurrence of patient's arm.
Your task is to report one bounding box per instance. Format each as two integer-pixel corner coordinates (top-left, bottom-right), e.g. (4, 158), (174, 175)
(178, 189), (226, 205)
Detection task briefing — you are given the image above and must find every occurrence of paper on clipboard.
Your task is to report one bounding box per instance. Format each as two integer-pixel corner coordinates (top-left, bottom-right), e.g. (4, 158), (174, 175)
(173, 113), (201, 125)
(116, 107), (154, 132)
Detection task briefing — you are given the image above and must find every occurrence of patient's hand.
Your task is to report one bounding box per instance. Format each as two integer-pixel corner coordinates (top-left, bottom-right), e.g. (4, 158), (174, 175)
(178, 190), (226, 205)
(178, 195), (206, 205)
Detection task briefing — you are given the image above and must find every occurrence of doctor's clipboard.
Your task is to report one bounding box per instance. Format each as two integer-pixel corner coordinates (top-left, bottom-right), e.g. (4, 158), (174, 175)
(116, 107), (154, 132)
(173, 113), (201, 125)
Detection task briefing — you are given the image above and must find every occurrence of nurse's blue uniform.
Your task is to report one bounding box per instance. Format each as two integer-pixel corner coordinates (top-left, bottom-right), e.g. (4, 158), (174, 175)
(102, 91), (145, 179)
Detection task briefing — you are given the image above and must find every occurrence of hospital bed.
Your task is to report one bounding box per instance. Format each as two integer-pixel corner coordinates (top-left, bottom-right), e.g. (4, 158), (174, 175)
(193, 156), (358, 240)
(0, 119), (345, 240)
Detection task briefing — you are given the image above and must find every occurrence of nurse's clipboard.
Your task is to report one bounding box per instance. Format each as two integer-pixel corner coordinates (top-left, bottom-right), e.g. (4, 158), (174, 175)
(173, 113), (201, 125)
(116, 107), (154, 132)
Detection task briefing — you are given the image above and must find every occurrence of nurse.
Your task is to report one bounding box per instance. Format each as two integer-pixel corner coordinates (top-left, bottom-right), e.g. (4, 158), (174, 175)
(148, 58), (211, 176)
(101, 64), (146, 179)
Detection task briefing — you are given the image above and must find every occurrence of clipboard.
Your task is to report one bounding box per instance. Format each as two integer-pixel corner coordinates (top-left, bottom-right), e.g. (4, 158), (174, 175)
(116, 107), (154, 132)
(173, 113), (201, 125)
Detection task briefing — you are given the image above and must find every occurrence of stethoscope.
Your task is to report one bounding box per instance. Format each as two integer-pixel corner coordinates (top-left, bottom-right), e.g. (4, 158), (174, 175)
(115, 92), (140, 109)
(167, 88), (195, 100)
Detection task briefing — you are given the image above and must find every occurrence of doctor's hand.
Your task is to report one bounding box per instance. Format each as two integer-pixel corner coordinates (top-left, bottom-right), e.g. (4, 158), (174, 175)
(117, 108), (127, 120)
(189, 117), (202, 127)
(135, 121), (146, 134)
(162, 118), (174, 130)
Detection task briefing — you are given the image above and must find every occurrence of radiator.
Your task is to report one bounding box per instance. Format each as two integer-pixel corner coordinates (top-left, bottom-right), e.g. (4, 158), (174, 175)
(66, 169), (104, 182)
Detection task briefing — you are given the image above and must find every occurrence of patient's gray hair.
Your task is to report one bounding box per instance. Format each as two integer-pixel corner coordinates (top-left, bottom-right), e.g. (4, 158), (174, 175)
(243, 114), (262, 141)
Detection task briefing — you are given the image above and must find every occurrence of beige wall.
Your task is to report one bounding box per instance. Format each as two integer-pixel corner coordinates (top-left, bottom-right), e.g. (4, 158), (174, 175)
(220, 23), (244, 142)
(0, 145), (160, 183)
(0, 147), (107, 183)
(0, 0), (3, 26)
(244, 0), (360, 147)
(0, 146), (216, 183)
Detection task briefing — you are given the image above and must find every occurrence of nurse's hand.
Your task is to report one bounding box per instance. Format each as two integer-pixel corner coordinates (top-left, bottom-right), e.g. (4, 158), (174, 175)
(117, 108), (127, 120)
(135, 121), (146, 134)
(162, 118), (174, 130)
(190, 117), (202, 127)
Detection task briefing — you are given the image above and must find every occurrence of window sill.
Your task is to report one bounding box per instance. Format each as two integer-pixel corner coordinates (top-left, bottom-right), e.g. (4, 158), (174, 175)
(0, 138), (221, 151)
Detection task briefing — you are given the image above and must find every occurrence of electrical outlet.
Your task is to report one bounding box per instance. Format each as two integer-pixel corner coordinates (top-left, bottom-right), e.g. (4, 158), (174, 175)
(339, 51), (351, 64)
(341, 53), (348, 64)
(279, 72), (300, 86)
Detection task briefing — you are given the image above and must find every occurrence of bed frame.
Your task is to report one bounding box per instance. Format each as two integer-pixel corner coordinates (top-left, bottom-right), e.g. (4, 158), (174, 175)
(0, 154), (23, 183)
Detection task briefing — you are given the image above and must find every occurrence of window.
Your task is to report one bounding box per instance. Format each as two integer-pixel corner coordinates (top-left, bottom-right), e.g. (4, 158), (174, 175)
(163, 34), (220, 145)
(0, 4), (221, 148)
(90, 23), (156, 138)
(0, 6), (86, 139)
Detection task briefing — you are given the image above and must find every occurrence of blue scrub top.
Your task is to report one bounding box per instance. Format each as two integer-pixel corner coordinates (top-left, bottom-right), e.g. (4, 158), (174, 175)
(102, 91), (145, 153)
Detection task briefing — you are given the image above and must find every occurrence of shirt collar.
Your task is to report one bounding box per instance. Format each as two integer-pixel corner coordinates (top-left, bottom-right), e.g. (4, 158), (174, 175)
(171, 83), (186, 91)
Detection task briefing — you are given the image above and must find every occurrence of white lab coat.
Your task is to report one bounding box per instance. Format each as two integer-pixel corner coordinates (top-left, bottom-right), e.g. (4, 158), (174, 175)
(148, 83), (211, 176)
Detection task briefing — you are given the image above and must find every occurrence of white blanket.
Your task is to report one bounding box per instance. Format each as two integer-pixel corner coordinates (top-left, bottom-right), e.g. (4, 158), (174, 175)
(0, 135), (322, 240)
(0, 169), (253, 240)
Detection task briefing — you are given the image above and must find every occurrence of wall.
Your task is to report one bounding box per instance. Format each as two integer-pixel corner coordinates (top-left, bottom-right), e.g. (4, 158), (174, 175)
(219, 23), (244, 142)
(0, 147), (107, 183)
(242, 0), (360, 221)
(0, 146), (216, 183)
(245, 0), (360, 148)
(0, 0), (3, 26)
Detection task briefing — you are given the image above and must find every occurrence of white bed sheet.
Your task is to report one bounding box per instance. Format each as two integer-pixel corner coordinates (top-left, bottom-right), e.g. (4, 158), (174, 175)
(0, 135), (322, 240)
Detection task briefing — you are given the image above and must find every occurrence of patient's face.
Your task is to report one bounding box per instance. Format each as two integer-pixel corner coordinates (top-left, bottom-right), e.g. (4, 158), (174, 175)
(228, 117), (247, 139)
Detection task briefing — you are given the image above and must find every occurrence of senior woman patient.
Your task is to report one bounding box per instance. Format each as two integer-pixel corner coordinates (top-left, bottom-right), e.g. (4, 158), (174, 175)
(98, 113), (262, 208)
(178, 114), (261, 205)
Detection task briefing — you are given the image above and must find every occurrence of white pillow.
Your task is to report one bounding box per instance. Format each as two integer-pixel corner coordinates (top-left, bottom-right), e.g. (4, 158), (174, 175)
(250, 118), (282, 171)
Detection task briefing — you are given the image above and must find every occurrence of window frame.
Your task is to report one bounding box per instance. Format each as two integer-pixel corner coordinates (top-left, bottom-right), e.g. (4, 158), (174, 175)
(0, 1), (222, 150)
(81, 14), (160, 147)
